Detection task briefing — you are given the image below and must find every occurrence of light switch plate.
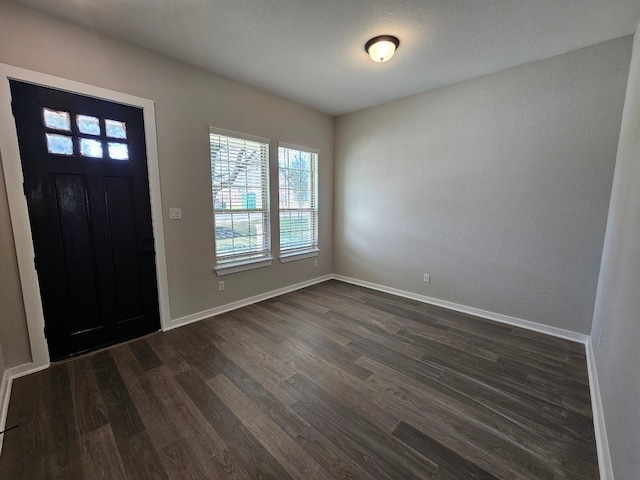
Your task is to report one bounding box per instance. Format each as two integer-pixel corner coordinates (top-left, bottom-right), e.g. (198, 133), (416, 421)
(169, 208), (182, 220)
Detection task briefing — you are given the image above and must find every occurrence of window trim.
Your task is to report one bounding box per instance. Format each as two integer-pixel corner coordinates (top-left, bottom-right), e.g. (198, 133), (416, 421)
(279, 248), (320, 263)
(210, 127), (271, 270)
(277, 142), (319, 260)
(214, 255), (273, 276)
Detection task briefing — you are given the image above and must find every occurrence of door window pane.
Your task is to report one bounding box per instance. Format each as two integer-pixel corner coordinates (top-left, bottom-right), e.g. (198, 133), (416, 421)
(43, 108), (71, 131)
(105, 119), (127, 139)
(45, 133), (73, 155)
(77, 115), (101, 135)
(108, 142), (129, 160)
(80, 138), (103, 158)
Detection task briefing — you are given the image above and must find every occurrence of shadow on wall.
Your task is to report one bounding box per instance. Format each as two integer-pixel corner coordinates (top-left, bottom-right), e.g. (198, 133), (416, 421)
(0, 148), (34, 369)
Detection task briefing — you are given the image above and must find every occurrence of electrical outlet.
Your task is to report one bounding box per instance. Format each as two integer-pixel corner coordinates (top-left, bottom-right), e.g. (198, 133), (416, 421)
(218, 281), (225, 291)
(423, 273), (430, 283)
(313, 259), (318, 268)
(169, 208), (182, 220)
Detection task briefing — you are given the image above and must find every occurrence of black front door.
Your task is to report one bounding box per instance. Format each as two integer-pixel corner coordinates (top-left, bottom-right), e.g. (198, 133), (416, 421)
(10, 80), (160, 361)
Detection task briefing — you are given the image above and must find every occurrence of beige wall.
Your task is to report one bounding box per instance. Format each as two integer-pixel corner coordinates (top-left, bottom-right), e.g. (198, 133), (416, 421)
(0, 339), (4, 381)
(0, 2), (333, 366)
(0, 153), (31, 369)
(591, 23), (640, 479)
(335, 37), (632, 334)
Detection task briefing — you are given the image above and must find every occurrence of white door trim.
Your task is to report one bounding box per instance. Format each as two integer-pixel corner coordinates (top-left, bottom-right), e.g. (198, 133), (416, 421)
(0, 63), (171, 371)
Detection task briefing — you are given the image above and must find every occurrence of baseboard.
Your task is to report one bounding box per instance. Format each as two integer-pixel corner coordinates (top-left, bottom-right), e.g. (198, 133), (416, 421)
(0, 369), (11, 456)
(2, 273), (607, 472)
(585, 337), (614, 480)
(334, 275), (616, 475)
(0, 275), (333, 454)
(166, 274), (333, 331)
(0, 361), (48, 456)
(332, 275), (589, 344)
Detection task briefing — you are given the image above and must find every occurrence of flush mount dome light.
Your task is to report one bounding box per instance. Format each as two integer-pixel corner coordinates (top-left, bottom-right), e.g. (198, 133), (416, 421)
(365, 35), (400, 63)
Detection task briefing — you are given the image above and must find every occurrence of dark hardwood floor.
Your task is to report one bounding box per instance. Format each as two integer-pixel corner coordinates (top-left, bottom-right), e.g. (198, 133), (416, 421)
(0, 280), (599, 479)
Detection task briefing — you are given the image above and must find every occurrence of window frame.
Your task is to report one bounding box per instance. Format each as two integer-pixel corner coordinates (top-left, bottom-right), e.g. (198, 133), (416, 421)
(277, 142), (319, 262)
(210, 127), (272, 275)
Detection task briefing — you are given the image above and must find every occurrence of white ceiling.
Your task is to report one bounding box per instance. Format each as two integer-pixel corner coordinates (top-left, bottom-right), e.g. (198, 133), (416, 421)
(13, 0), (640, 116)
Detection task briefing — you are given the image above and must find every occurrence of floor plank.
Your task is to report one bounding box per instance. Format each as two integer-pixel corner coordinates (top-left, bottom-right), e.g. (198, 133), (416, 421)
(392, 421), (500, 480)
(79, 425), (128, 480)
(41, 363), (83, 479)
(287, 373), (436, 480)
(0, 372), (45, 479)
(209, 373), (324, 479)
(175, 368), (293, 480)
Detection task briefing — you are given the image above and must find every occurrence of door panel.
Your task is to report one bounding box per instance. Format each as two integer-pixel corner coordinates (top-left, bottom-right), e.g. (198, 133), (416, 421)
(10, 80), (160, 361)
(104, 176), (145, 323)
(53, 173), (103, 335)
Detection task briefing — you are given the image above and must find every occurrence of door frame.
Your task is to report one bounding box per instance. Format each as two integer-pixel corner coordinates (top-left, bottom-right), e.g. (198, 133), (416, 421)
(0, 63), (172, 373)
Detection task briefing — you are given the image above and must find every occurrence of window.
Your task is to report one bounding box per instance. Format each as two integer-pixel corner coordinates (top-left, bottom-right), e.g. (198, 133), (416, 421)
(278, 143), (318, 258)
(210, 128), (271, 271)
(42, 107), (129, 160)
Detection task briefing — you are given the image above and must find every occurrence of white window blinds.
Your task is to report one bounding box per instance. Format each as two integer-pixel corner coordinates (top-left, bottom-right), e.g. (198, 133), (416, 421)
(278, 143), (318, 254)
(210, 128), (270, 263)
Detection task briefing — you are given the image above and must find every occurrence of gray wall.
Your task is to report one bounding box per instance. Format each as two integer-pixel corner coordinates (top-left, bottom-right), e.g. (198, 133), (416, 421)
(334, 37), (632, 334)
(0, 2), (333, 367)
(591, 22), (640, 480)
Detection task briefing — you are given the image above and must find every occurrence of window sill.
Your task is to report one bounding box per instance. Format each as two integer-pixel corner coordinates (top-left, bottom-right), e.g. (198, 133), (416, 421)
(279, 248), (320, 263)
(214, 256), (273, 276)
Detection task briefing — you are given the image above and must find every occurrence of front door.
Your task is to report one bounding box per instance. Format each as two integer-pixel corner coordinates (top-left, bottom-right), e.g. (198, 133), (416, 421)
(10, 80), (160, 361)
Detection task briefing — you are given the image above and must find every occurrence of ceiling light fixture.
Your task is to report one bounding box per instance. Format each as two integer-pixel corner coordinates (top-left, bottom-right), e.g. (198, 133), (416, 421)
(365, 35), (400, 63)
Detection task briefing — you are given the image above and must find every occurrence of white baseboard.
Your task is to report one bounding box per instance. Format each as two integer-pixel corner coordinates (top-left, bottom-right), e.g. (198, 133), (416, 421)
(0, 275), (333, 455)
(333, 275), (616, 476)
(0, 369), (11, 455)
(166, 274), (333, 331)
(585, 338), (614, 480)
(0, 361), (49, 456)
(1, 273), (610, 476)
(333, 275), (589, 344)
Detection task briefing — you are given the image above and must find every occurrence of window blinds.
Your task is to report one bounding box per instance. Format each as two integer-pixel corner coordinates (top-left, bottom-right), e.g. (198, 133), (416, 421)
(278, 144), (318, 254)
(210, 128), (270, 263)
